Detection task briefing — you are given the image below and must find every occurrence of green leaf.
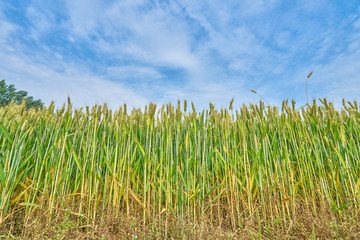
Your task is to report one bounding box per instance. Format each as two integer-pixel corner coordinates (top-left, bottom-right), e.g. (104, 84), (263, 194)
(0, 161), (5, 187)
(0, 121), (13, 145)
(19, 203), (42, 208)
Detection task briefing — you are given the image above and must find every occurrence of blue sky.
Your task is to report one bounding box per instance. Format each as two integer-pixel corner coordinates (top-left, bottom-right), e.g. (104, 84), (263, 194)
(0, 0), (359, 110)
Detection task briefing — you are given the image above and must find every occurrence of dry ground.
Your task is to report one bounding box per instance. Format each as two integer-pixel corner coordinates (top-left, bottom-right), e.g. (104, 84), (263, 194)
(1, 204), (360, 240)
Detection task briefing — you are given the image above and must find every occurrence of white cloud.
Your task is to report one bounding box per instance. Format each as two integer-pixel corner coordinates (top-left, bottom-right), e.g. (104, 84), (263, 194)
(0, 54), (149, 109)
(240, 0), (280, 15)
(65, 0), (103, 39)
(0, 20), (16, 45)
(228, 58), (254, 72)
(26, 6), (55, 39)
(61, 0), (281, 106)
(106, 66), (162, 81)
(64, 0), (201, 71)
(314, 49), (360, 101)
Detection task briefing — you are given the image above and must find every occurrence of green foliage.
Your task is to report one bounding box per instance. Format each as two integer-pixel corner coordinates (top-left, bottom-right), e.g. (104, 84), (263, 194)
(0, 79), (44, 109)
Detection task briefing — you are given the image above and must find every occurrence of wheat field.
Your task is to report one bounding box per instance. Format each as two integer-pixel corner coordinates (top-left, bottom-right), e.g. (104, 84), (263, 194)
(0, 98), (359, 239)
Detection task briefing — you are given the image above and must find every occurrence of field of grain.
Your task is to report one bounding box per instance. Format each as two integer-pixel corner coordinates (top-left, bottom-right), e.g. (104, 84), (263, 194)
(0, 98), (360, 239)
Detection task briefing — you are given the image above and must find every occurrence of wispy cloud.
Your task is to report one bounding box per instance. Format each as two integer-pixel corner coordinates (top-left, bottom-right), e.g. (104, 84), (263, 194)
(25, 6), (54, 39)
(0, 1), (360, 110)
(0, 5), (148, 109)
(65, 0), (201, 69)
(0, 48), (149, 109)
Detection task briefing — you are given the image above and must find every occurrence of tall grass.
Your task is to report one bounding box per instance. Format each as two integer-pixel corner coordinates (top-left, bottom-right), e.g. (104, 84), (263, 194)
(0, 98), (359, 231)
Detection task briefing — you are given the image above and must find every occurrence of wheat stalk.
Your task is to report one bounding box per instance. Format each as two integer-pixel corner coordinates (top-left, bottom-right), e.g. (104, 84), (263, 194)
(251, 89), (271, 106)
(296, 71), (314, 110)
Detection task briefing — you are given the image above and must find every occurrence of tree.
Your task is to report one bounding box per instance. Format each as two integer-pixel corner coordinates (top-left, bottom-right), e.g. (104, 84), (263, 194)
(0, 79), (44, 109)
